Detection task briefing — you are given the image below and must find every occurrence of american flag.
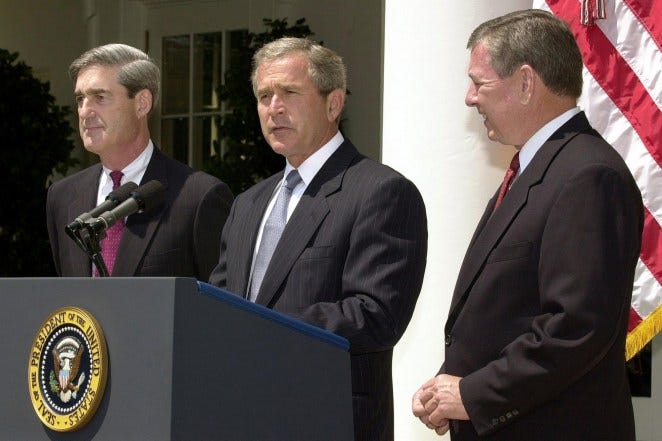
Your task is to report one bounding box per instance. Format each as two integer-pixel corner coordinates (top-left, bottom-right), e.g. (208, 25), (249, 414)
(532, 0), (662, 360)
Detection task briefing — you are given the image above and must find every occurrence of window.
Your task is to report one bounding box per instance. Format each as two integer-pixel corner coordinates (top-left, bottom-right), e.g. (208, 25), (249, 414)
(160, 30), (246, 168)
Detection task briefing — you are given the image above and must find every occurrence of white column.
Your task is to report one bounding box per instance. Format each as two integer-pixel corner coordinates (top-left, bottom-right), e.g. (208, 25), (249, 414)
(382, 1), (531, 439)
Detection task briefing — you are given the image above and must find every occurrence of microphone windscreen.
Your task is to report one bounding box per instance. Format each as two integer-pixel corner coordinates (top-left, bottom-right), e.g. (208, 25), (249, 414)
(133, 180), (165, 213)
(107, 181), (138, 203)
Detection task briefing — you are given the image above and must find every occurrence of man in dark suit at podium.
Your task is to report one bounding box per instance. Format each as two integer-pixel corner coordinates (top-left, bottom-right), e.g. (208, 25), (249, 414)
(47, 44), (233, 279)
(209, 37), (428, 440)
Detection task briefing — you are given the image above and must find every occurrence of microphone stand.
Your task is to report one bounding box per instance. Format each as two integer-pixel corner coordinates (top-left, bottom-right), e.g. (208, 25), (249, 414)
(78, 226), (110, 277)
(65, 225), (89, 254)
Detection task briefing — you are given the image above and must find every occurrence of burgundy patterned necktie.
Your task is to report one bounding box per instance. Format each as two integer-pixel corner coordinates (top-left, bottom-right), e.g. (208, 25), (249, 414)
(97, 171), (125, 276)
(494, 152), (520, 211)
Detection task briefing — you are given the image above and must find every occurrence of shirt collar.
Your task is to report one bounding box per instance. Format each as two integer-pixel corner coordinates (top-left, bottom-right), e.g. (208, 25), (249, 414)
(101, 140), (154, 185)
(284, 131), (344, 185)
(518, 107), (581, 173)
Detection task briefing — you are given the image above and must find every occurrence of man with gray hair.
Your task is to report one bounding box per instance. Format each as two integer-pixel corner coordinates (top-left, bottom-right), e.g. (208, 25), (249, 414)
(47, 43), (233, 279)
(209, 37), (428, 440)
(413, 10), (642, 440)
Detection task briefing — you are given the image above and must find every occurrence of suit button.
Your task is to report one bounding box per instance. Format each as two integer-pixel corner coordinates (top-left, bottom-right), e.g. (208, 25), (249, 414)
(445, 334), (452, 346)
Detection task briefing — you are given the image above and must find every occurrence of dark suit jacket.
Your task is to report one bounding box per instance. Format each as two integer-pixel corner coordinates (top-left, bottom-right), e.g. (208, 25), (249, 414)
(47, 147), (233, 280)
(443, 113), (642, 440)
(209, 139), (428, 441)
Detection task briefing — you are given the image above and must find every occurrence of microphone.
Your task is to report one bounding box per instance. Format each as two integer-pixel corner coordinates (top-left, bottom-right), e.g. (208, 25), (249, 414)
(85, 180), (165, 232)
(66, 181), (138, 233)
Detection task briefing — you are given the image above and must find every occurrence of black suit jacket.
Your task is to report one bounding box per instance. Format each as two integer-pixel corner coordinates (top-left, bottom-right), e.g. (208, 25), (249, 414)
(209, 140), (428, 441)
(443, 113), (642, 440)
(47, 147), (233, 280)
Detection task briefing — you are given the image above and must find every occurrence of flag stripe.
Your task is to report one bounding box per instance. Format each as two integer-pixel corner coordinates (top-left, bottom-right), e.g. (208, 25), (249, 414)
(632, 257), (662, 320)
(629, 308), (641, 331)
(580, 70), (662, 224)
(623, 0), (662, 52)
(642, 207), (662, 283)
(545, 1), (662, 168)
(569, 1), (662, 223)
(546, 0), (662, 286)
(536, 0), (662, 358)
(604, 1), (662, 112)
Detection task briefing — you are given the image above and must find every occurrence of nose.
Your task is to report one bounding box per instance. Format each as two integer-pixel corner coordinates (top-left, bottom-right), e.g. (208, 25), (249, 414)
(465, 83), (478, 107)
(267, 93), (285, 116)
(78, 97), (95, 118)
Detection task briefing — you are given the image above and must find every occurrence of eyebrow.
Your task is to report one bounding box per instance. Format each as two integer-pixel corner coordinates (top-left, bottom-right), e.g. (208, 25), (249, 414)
(257, 81), (299, 95)
(74, 87), (111, 97)
(468, 72), (501, 84)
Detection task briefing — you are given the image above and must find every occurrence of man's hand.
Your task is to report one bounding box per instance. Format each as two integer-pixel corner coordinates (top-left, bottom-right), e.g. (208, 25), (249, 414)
(412, 374), (469, 435)
(413, 377), (449, 433)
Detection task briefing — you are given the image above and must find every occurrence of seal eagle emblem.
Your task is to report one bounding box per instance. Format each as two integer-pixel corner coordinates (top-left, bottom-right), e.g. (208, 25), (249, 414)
(52, 336), (86, 403)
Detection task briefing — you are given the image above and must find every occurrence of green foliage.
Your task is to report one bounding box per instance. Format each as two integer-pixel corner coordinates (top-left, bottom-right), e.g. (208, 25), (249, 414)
(0, 49), (77, 276)
(204, 18), (314, 194)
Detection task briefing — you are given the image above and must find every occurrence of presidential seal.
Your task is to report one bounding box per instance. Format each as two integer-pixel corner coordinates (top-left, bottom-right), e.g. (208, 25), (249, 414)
(28, 307), (108, 432)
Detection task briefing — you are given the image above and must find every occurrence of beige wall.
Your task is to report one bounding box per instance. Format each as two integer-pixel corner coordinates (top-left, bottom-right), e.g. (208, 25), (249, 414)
(283, 0), (383, 160)
(135, 0), (383, 161)
(0, 0), (86, 106)
(0, 0), (87, 163)
(0, 0), (382, 164)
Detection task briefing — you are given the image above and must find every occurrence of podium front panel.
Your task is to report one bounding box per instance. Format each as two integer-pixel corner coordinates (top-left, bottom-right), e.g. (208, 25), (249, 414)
(1, 278), (353, 440)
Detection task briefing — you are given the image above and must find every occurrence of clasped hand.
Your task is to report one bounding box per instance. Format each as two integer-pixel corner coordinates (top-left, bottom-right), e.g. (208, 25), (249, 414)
(412, 374), (470, 436)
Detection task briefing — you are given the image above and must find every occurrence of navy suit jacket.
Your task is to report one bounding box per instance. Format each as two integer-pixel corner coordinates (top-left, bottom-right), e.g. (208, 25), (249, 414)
(47, 147), (233, 280)
(443, 113), (642, 440)
(209, 139), (428, 440)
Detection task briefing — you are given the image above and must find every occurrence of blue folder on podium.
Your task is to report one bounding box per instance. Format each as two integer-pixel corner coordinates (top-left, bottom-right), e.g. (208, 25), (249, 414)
(2, 277), (354, 440)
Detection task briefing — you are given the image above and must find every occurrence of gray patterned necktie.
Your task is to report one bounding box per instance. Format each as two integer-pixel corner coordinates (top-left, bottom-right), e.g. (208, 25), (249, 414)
(249, 169), (302, 301)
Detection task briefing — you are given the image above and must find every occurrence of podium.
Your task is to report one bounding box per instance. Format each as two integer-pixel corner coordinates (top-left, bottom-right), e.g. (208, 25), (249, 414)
(1, 277), (353, 440)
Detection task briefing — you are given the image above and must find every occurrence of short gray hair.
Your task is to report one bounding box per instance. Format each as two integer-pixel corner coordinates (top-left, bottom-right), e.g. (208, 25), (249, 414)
(69, 43), (161, 110)
(468, 9), (583, 98)
(251, 37), (346, 97)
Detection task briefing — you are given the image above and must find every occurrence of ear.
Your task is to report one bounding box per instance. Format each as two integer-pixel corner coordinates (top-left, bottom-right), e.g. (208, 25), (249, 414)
(134, 89), (153, 118)
(518, 65), (535, 105)
(325, 89), (346, 122)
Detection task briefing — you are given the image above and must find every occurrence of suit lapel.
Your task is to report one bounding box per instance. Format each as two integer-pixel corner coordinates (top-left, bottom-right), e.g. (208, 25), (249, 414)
(446, 113), (592, 329)
(112, 148), (169, 276)
(255, 141), (359, 306)
(67, 165), (102, 276)
(69, 165), (102, 216)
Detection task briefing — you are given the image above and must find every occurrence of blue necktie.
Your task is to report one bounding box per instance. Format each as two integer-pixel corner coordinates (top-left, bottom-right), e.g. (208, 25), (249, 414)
(249, 170), (302, 301)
